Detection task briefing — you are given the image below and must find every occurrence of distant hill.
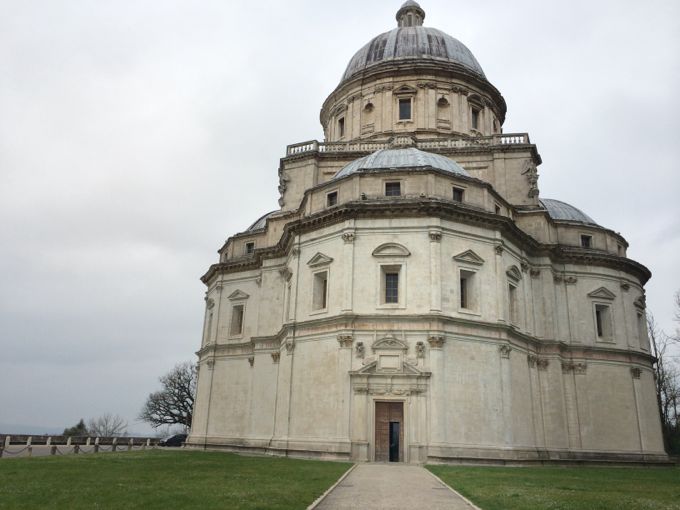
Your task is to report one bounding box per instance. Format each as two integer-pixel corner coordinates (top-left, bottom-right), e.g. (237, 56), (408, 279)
(0, 423), (64, 435)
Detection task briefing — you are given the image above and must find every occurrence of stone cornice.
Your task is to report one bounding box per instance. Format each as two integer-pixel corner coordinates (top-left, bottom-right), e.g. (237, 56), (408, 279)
(195, 312), (655, 367)
(201, 199), (651, 285)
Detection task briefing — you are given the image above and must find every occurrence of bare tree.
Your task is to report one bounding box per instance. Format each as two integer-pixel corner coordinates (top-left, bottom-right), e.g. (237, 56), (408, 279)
(649, 299), (680, 454)
(87, 413), (128, 437)
(139, 362), (196, 429)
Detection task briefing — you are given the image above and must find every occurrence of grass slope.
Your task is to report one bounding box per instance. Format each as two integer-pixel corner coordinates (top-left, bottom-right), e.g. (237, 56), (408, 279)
(428, 465), (680, 510)
(0, 450), (350, 510)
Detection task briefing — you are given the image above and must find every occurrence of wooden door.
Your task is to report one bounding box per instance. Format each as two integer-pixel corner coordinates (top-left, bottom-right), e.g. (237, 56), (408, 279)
(375, 402), (404, 462)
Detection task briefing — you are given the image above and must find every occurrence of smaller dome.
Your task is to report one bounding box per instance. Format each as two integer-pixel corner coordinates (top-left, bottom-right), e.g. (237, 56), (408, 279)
(334, 147), (469, 180)
(540, 199), (598, 225)
(246, 210), (278, 232)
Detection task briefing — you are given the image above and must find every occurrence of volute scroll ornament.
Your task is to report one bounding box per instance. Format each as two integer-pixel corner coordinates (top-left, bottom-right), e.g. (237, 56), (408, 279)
(499, 345), (512, 359)
(631, 367), (642, 379)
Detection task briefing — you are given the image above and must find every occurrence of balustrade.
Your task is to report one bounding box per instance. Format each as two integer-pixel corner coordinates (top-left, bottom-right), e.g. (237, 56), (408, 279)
(286, 133), (530, 156)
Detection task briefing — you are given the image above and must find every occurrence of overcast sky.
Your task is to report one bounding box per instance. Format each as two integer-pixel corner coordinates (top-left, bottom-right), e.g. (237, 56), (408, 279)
(1, 0), (678, 435)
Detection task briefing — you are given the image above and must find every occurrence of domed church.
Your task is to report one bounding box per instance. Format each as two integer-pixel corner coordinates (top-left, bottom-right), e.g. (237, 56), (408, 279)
(187, 2), (666, 464)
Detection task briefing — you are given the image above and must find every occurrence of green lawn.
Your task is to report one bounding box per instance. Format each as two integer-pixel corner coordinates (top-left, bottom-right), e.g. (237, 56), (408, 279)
(427, 465), (680, 510)
(0, 450), (351, 510)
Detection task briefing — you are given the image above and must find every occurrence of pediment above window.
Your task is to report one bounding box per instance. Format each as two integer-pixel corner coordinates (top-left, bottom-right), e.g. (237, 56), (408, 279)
(228, 290), (250, 301)
(587, 287), (616, 301)
(393, 85), (417, 96)
(506, 265), (522, 282)
(452, 249), (485, 266)
(372, 335), (408, 352)
(372, 243), (411, 258)
(307, 252), (334, 267)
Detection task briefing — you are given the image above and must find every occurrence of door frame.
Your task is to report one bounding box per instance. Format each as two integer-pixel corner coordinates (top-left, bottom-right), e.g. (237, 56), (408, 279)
(372, 399), (407, 462)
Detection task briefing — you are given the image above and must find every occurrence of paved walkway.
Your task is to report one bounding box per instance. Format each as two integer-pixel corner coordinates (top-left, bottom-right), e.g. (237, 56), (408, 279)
(313, 464), (479, 510)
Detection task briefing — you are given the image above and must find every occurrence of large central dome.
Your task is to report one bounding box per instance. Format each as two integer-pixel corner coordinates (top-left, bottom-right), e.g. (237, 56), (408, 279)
(341, 1), (485, 84)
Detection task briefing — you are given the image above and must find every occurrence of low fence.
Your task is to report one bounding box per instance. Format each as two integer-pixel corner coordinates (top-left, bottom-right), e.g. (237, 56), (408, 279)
(0, 434), (161, 458)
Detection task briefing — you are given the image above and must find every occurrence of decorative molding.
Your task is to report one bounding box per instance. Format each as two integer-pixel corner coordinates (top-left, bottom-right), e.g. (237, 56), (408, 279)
(248, 356), (254, 367)
(271, 352), (280, 363)
(415, 341), (425, 358)
(495, 245), (504, 256)
(206, 298), (215, 310)
(631, 367), (642, 379)
(499, 344), (512, 359)
(307, 252), (334, 267)
(284, 338), (295, 354)
(427, 335), (445, 349)
(620, 282), (630, 291)
(228, 290), (250, 301)
(634, 296), (646, 311)
(428, 231), (442, 242)
(337, 334), (354, 348)
(452, 249), (485, 266)
(530, 268), (541, 278)
(553, 273), (563, 284)
(393, 85), (417, 96)
(342, 232), (356, 243)
(372, 243), (411, 258)
(536, 358), (550, 371)
(527, 354), (537, 367)
(562, 361), (587, 374)
(278, 267), (293, 281)
(564, 276), (578, 285)
(522, 161), (540, 198)
(255, 274), (262, 287)
(520, 262), (529, 273)
(206, 359), (214, 370)
(372, 336), (408, 352)
(355, 342), (365, 359)
(506, 265), (522, 282)
(290, 247), (300, 258)
(417, 81), (437, 89)
(587, 287), (616, 301)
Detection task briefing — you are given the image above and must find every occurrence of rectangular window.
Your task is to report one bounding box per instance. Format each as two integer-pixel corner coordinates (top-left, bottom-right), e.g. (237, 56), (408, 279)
(452, 187), (464, 203)
(637, 312), (648, 350)
(494, 203), (501, 215)
(399, 98), (411, 120)
(327, 191), (338, 207)
(508, 284), (518, 324)
(595, 304), (612, 341)
(338, 117), (345, 138)
(460, 275), (468, 309)
(313, 271), (328, 310)
(230, 305), (244, 336)
(385, 272), (399, 303)
(204, 311), (213, 345)
(580, 235), (592, 248)
(459, 269), (476, 310)
(471, 108), (480, 130)
(385, 181), (401, 196)
(245, 242), (255, 255)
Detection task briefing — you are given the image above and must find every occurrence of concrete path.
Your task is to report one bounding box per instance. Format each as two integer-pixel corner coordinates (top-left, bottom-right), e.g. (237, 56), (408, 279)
(312, 464), (479, 510)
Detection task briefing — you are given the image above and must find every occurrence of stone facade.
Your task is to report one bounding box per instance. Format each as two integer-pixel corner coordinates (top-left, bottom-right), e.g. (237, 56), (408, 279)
(186, 2), (666, 464)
